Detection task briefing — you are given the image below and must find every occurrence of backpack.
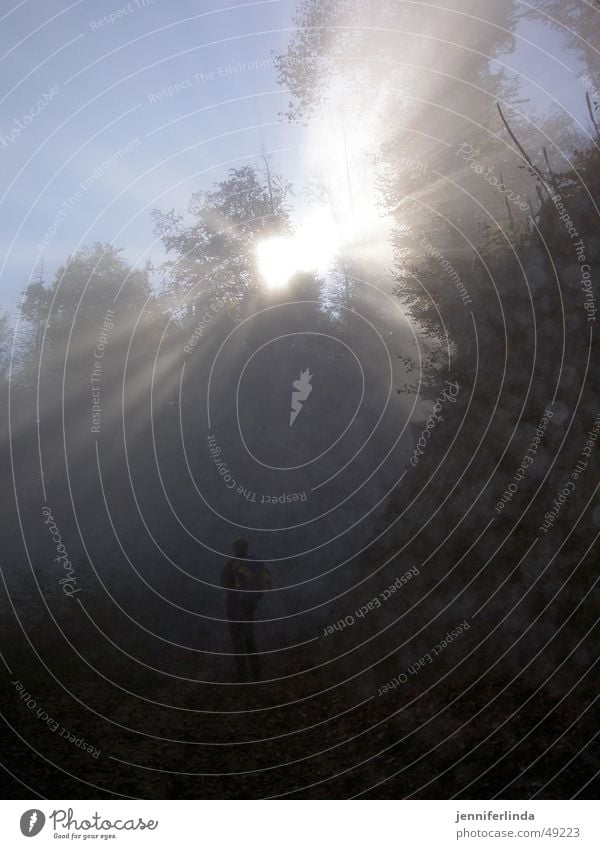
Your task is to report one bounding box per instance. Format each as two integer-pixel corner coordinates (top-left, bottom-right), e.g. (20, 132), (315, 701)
(233, 555), (270, 602)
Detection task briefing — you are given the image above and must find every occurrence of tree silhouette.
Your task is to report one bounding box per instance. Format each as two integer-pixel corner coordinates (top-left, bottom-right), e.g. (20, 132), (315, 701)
(152, 163), (292, 322)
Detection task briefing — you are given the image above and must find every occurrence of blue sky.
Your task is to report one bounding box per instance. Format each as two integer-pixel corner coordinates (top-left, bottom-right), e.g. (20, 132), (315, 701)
(0, 0), (590, 312)
(0, 0), (303, 309)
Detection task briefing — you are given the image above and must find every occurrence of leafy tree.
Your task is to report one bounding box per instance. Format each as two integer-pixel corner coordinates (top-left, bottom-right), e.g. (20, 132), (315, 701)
(17, 279), (50, 376)
(0, 311), (14, 385)
(152, 163), (292, 319)
(8, 243), (159, 410)
(275, 0), (523, 387)
(47, 243), (151, 328)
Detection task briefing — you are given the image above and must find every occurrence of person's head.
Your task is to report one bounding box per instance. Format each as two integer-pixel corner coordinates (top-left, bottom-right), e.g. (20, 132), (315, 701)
(233, 538), (248, 557)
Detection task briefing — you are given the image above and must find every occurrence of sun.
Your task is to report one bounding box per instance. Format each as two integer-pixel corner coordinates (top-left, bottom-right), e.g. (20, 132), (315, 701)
(255, 207), (341, 289)
(255, 236), (297, 289)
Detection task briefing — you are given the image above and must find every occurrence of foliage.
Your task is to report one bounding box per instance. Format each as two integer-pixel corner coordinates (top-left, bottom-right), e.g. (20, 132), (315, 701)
(152, 163), (292, 317)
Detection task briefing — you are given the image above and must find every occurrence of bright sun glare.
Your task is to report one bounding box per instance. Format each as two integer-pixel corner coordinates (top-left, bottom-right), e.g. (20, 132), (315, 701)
(256, 207), (341, 289)
(255, 236), (297, 289)
(256, 110), (389, 290)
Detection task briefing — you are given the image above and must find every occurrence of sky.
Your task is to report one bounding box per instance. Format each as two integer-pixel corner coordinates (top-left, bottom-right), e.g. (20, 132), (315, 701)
(0, 0), (590, 313)
(0, 0), (304, 309)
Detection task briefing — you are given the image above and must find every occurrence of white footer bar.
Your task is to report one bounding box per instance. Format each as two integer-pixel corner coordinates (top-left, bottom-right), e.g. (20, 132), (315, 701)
(0, 800), (597, 848)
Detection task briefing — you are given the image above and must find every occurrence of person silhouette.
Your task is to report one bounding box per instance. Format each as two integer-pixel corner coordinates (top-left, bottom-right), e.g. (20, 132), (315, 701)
(221, 538), (271, 681)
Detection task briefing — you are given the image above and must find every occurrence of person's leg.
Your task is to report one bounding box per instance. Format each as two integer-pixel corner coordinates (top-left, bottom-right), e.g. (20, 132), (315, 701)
(242, 615), (260, 680)
(228, 621), (247, 681)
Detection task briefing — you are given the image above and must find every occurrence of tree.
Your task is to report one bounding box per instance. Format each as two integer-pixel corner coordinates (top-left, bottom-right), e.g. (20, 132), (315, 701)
(152, 163), (292, 319)
(6, 243), (159, 410)
(275, 0), (522, 388)
(18, 278), (50, 374)
(0, 311), (14, 386)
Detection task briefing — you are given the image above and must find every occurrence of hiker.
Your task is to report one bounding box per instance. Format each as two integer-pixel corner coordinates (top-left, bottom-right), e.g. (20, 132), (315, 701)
(221, 538), (271, 681)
